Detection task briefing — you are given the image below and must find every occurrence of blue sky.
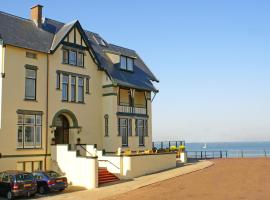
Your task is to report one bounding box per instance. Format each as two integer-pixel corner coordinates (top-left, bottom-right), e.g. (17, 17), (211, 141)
(1, 0), (270, 142)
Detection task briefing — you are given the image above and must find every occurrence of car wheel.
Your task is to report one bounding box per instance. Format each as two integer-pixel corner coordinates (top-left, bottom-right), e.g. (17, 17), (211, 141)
(39, 186), (46, 194)
(6, 191), (13, 200)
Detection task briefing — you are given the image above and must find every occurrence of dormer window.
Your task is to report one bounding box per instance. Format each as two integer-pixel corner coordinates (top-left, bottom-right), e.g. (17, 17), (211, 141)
(93, 35), (107, 47)
(120, 56), (134, 72)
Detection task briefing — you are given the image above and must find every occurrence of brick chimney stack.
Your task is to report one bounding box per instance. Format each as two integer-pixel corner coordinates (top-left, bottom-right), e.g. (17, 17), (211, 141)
(30, 5), (43, 28)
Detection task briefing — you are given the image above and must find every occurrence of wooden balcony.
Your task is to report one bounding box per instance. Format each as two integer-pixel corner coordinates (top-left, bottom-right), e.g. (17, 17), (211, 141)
(118, 105), (147, 115)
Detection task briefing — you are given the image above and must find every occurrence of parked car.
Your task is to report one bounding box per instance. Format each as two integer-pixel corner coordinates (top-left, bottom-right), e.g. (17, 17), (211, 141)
(32, 171), (68, 194)
(0, 170), (37, 200)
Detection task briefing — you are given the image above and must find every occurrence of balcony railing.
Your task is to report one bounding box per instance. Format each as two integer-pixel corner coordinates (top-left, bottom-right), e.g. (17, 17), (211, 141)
(118, 105), (147, 115)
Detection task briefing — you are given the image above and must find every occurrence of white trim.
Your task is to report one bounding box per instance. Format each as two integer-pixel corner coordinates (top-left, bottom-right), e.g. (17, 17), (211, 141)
(0, 43), (4, 129)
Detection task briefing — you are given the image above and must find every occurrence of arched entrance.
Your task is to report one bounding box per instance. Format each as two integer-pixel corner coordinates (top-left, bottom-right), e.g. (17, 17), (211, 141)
(54, 115), (70, 144)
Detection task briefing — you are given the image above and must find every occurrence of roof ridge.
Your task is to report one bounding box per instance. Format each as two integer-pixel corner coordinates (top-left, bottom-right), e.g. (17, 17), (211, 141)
(44, 17), (65, 25)
(109, 43), (136, 52)
(0, 10), (32, 22)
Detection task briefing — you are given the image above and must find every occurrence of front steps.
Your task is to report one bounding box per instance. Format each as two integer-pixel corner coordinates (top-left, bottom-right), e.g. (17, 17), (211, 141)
(98, 167), (119, 185)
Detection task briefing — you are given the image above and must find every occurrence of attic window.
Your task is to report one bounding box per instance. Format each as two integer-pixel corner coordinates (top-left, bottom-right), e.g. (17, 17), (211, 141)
(120, 56), (134, 72)
(93, 35), (107, 47)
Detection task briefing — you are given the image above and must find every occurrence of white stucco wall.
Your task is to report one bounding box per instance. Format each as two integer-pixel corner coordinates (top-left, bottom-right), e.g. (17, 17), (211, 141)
(98, 153), (176, 179)
(51, 145), (98, 189)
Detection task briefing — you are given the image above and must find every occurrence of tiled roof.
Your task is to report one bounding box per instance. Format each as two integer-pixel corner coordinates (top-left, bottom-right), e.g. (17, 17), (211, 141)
(0, 11), (158, 92)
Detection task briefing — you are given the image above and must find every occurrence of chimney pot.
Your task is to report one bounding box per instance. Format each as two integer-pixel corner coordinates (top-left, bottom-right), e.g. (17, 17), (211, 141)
(30, 4), (43, 27)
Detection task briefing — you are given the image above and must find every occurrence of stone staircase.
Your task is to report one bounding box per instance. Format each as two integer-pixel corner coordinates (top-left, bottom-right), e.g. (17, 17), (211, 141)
(98, 167), (119, 185)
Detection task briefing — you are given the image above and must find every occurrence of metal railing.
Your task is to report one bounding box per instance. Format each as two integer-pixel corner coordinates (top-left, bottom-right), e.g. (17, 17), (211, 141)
(152, 141), (185, 149)
(186, 150), (270, 160)
(118, 105), (147, 115)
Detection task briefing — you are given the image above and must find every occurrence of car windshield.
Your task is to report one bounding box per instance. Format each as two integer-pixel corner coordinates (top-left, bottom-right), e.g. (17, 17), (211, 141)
(46, 171), (61, 178)
(16, 173), (34, 182)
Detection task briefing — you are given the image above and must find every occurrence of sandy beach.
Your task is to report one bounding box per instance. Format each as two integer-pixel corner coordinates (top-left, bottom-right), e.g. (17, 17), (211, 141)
(105, 158), (270, 200)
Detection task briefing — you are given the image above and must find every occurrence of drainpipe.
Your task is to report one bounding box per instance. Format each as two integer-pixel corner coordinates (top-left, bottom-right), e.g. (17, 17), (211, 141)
(44, 54), (49, 170)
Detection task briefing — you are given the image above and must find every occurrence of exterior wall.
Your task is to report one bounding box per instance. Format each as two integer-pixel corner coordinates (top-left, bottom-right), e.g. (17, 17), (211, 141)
(0, 28), (155, 172)
(0, 45), (48, 172)
(121, 153), (176, 179)
(0, 41), (4, 128)
(51, 145), (98, 189)
(48, 42), (103, 151)
(98, 153), (176, 179)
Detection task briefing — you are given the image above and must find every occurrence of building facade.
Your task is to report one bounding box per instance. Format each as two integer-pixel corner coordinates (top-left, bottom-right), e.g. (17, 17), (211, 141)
(0, 5), (158, 172)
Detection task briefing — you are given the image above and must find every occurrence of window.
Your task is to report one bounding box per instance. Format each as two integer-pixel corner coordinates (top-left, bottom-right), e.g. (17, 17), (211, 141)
(26, 52), (37, 59)
(104, 115), (109, 137)
(69, 50), (77, 65)
(119, 118), (128, 146)
(62, 75), (69, 101)
(63, 49), (69, 64)
(93, 35), (107, 46)
(71, 76), (76, 102)
(77, 52), (84, 67)
(17, 114), (42, 149)
(120, 56), (127, 70)
(56, 73), (60, 89)
(120, 56), (134, 71)
(127, 58), (134, 71)
(136, 119), (147, 146)
(86, 78), (90, 94)
(17, 161), (42, 172)
(62, 49), (84, 67)
(25, 68), (36, 100)
(78, 77), (84, 102)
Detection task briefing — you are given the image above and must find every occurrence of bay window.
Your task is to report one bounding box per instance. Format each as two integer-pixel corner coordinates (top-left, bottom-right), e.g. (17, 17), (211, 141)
(62, 75), (69, 101)
(78, 77), (84, 102)
(71, 76), (76, 102)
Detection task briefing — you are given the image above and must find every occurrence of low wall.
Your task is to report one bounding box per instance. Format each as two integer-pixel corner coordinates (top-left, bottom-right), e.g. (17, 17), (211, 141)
(121, 153), (176, 179)
(98, 153), (176, 179)
(51, 145), (98, 189)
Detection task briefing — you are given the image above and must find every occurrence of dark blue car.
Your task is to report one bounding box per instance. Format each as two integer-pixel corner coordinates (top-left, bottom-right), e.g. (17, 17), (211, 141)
(32, 171), (68, 194)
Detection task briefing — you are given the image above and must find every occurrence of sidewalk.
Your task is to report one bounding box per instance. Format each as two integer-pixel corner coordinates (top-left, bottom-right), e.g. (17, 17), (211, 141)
(41, 160), (213, 200)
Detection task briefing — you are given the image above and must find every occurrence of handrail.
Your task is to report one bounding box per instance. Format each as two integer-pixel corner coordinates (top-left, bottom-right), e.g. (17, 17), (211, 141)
(77, 144), (94, 157)
(99, 159), (120, 170)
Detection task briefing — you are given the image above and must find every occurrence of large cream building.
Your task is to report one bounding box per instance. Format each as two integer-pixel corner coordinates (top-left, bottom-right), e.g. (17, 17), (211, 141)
(0, 5), (158, 172)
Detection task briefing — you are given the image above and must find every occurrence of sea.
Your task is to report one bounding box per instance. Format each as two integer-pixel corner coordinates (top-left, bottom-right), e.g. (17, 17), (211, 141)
(153, 141), (270, 158)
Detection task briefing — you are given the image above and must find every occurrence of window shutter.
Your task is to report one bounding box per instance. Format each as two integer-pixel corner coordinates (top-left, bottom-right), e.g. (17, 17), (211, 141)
(128, 119), (132, 136)
(135, 119), (138, 136)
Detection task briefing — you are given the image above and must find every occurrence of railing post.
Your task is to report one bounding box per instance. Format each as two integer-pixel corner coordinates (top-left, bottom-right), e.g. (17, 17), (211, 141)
(152, 142), (154, 149)
(241, 150), (244, 158)
(201, 151), (203, 159)
(176, 141), (178, 148)
(161, 142), (163, 149)
(205, 151), (206, 159)
(226, 151), (228, 158)
(195, 151), (197, 159)
(169, 141), (171, 148)
(220, 151), (222, 158)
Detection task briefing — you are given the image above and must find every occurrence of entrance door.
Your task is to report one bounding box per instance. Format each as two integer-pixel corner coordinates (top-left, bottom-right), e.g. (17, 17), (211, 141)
(55, 115), (69, 144)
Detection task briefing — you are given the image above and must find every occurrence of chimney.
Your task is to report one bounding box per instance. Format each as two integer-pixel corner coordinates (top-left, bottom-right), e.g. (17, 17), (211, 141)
(30, 5), (43, 28)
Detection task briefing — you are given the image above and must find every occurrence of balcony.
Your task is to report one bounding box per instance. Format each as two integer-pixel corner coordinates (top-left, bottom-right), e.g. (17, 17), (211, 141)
(118, 105), (147, 115)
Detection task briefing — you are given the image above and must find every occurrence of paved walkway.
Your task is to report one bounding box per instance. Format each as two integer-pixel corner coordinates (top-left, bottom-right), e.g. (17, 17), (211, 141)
(41, 160), (213, 200)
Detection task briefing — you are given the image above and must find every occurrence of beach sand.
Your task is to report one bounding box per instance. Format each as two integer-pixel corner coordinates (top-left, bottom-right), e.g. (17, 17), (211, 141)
(105, 158), (270, 200)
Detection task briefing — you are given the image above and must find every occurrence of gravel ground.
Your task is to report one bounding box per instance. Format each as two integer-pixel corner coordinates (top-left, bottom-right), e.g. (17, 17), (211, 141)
(105, 158), (270, 200)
